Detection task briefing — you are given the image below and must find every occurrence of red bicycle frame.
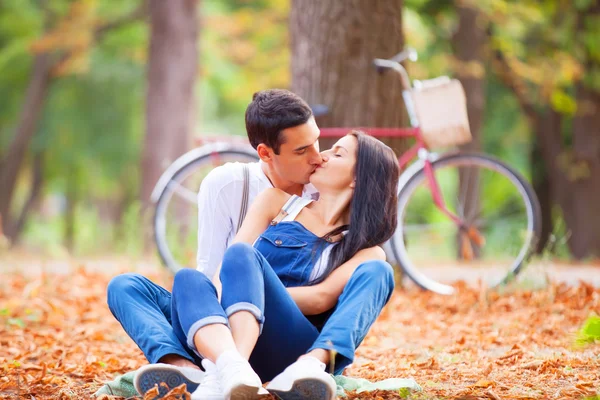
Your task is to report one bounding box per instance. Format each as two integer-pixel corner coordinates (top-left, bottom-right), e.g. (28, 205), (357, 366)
(319, 126), (464, 227)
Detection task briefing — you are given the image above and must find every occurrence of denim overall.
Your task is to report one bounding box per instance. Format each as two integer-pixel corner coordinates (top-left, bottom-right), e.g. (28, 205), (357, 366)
(108, 196), (395, 382)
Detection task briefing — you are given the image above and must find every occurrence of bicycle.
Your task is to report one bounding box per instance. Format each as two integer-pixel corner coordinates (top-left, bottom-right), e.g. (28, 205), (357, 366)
(151, 48), (541, 295)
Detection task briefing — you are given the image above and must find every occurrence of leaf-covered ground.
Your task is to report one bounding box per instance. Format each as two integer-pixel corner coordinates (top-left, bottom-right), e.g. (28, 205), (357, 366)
(0, 264), (598, 399)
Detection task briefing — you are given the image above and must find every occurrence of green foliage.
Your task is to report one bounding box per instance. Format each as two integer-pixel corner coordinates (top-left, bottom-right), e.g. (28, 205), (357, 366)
(575, 314), (600, 347)
(200, 0), (289, 135)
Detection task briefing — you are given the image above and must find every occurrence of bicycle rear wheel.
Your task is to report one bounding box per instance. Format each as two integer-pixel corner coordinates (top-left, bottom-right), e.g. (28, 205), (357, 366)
(153, 144), (258, 273)
(390, 153), (541, 295)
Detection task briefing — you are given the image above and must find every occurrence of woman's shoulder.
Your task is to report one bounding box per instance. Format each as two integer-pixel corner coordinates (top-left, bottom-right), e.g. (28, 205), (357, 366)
(254, 188), (291, 214)
(353, 245), (386, 261)
(258, 187), (290, 202)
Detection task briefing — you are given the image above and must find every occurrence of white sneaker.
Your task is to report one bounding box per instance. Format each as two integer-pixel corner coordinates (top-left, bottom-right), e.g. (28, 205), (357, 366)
(191, 359), (224, 400)
(266, 357), (337, 400)
(134, 363), (205, 398)
(216, 350), (270, 400)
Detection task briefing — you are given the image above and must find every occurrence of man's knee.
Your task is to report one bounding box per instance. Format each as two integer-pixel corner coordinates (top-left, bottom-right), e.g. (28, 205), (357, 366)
(173, 268), (211, 291)
(107, 273), (145, 310)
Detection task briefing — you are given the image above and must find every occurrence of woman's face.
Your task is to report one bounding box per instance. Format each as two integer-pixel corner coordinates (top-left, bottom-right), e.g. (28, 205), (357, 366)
(309, 134), (358, 191)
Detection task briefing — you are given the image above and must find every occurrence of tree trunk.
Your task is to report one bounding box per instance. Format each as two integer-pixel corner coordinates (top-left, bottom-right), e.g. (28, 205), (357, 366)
(0, 53), (52, 235)
(451, 3), (486, 256)
(289, 0), (406, 153)
(530, 134), (553, 253)
(558, 3), (600, 259)
(452, 4), (486, 152)
(140, 0), (199, 205)
(561, 85), (600, 258)
(65, 169), (77, 253)
(9, 151), (45, 243)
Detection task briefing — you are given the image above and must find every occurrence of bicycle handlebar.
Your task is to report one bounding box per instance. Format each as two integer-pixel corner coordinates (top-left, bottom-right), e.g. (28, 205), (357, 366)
(373, 48), (418, 91)
(390, 48), (418, 63)
(373, 48), (420, 127)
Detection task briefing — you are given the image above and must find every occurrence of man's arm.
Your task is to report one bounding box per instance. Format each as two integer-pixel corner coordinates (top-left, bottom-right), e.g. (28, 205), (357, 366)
(196, 168), (235, 279)
(232, 188), (289, 246)
(287, 246), (387, 315)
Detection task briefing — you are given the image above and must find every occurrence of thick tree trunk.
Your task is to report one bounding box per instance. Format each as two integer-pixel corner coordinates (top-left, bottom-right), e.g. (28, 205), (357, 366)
(532, 109), (563, 253)
(290, 0), (406, 153)
(140, 0), (199, 205)
(0, 53), (52, 235)
(561, 85), (600, 258)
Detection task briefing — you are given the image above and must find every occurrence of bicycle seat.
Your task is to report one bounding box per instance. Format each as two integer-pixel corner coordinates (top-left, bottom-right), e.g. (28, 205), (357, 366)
(310, 104), (329, 118)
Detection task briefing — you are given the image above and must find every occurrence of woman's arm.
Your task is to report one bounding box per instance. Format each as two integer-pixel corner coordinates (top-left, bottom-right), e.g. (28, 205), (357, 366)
(231, 187), (289, 245)
(288, 246), (386, 315)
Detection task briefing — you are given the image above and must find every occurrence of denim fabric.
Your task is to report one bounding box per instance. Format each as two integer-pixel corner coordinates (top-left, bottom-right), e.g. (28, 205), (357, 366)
(108, 222), (395, 381)
(253, 221), (329, 287)
(171, 240), (395, 382)
(106, 273), (202, 365)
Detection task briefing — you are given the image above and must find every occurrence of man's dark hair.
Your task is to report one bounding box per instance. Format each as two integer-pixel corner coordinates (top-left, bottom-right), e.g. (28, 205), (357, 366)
(245, 89), (313, 154)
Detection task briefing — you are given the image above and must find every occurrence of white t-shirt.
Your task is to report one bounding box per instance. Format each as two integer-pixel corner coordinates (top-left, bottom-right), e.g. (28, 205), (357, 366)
(196, 161), (318, 279)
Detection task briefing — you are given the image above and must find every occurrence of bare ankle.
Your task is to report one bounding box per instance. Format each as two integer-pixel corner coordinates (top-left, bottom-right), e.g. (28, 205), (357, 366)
(158, 354), (200, 369)
(300, 349), (330, 365)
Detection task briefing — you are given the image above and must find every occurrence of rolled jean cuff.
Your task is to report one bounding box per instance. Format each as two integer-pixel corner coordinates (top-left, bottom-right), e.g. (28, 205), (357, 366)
(186, 315), (230, 357)
(225, 302), (264, 334)
(151, 347), (197, 365)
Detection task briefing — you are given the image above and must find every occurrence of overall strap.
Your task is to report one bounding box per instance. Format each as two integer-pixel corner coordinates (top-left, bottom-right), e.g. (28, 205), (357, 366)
(270, 195), (302, 226)
(236, 165), (250, 233)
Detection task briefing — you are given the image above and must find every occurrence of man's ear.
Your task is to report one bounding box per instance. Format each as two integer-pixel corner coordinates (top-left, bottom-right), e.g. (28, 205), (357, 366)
(256, 144), (273, 162)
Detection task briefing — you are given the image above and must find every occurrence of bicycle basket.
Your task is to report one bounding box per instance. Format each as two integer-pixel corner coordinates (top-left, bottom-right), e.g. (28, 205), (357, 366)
(411, 77), (472, 148)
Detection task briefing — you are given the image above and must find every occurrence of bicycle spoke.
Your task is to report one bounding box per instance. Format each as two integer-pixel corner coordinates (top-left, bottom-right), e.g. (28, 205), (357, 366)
(166, 180), (199, 205)
(392, 154), (540, 295)
(403, 221), (458, 232)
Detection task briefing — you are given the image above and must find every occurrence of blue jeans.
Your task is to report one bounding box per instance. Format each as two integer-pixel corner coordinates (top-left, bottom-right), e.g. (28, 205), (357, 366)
(107, 273), (203, 365)
(170, 243), (394, 381)
(107, 244), (394, 381)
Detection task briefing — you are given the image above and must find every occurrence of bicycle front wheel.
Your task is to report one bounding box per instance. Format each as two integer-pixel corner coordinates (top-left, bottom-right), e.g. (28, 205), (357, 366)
(391, 153), (541, 295)
(153, 144), (259, 274)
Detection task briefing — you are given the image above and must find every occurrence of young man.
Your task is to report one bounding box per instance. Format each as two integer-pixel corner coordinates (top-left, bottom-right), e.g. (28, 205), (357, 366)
(106, 89), (323, 397)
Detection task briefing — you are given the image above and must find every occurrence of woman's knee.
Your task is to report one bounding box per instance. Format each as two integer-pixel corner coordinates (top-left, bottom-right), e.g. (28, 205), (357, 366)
(220, 242), (258, 276)
(353, 260), (395, 292)
(223, 242), (254, 263)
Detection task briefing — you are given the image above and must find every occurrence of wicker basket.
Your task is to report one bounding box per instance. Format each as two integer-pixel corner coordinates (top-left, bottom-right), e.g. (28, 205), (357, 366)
(411, 78), (472, 148)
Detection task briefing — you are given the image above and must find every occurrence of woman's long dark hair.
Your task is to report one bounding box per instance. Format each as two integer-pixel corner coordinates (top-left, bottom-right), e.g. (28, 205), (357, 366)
(311, 131), (400, 284)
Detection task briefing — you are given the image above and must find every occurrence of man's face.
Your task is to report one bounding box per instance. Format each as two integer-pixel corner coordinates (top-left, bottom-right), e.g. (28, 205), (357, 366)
(270, 117), (322, 185)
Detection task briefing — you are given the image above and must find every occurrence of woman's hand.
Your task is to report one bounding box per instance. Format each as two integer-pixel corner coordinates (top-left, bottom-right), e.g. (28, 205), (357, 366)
(289, 246), (386, 315)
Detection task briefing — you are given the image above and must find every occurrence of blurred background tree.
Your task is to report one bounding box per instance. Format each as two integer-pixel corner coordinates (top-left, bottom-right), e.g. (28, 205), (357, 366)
(0, 0), (598, 261)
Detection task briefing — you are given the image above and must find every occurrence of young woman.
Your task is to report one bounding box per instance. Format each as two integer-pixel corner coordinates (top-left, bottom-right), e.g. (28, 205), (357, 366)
(169, 131), (399, 400)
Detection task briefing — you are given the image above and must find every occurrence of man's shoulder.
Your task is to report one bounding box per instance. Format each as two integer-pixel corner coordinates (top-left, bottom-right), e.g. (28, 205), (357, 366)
(205, 161), (262, 188)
